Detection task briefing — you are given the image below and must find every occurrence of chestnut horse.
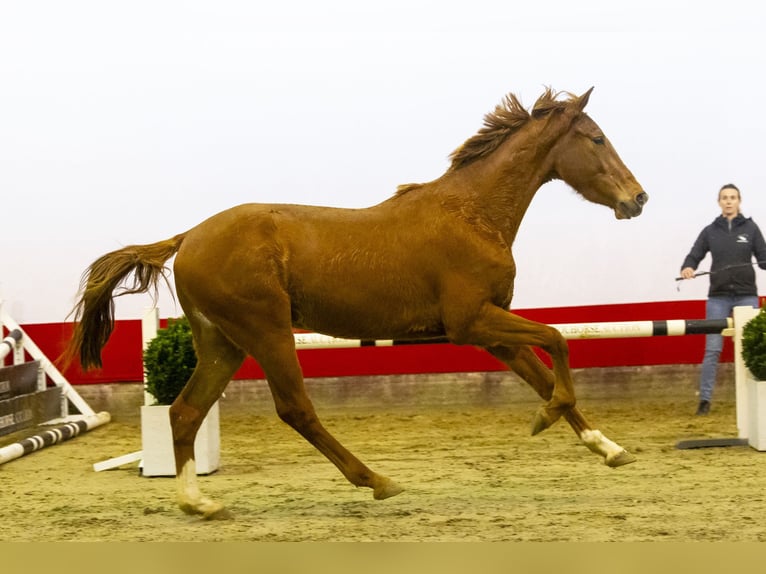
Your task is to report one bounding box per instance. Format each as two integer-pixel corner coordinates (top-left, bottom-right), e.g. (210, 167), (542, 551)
(68, 87), (647, 519)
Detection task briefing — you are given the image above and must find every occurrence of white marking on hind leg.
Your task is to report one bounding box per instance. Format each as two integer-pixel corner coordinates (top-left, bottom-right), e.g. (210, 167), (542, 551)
(580, 429), (636, 467)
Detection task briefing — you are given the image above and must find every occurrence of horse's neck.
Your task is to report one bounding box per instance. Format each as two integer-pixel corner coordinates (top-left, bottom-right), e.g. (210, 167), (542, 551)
(441, 157), (548, 245)
(453, 118), (570, 242)
(388, 117), (568, 245)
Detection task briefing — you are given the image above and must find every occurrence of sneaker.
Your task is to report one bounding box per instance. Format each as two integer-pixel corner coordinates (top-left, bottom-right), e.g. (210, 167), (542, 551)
(696, 400), (711, 415)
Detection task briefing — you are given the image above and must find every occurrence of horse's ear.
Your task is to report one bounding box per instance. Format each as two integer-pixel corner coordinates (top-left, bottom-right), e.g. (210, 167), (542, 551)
(577, 87), (594, 111)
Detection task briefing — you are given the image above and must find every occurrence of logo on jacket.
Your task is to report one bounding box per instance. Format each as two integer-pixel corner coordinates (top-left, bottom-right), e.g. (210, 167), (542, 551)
(737, 234), (749, 243)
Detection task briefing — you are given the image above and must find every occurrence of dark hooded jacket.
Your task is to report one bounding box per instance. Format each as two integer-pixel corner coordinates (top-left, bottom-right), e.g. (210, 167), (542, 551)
(682, 214), (766, 297)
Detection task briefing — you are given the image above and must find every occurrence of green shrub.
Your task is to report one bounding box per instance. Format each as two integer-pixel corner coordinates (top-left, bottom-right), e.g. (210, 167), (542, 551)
(143, 316), (197, 405)
(742, 305), (766, 380)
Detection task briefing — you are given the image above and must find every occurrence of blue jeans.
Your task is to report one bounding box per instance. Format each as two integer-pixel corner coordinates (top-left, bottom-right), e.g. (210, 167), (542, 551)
(699, 295), (759, 402)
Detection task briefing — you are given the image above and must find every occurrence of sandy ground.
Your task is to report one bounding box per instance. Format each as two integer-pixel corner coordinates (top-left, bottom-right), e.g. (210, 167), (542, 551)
(2, 364), (765, 542)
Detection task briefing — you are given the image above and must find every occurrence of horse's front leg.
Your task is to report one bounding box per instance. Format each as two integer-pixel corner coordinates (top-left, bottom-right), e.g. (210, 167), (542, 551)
(488, 345), (636, 467)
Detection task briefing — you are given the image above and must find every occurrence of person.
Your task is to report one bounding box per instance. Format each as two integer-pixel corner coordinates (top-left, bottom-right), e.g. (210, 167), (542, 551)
(680, 183), (766, 415)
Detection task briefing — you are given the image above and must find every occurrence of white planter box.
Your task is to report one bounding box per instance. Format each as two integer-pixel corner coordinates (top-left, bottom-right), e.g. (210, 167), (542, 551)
(746, 375), (766, 451)
(140, 401), (220, 477)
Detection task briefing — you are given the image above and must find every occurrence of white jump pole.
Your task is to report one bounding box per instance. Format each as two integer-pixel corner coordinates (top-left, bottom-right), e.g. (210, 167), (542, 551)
(292, 318), (733, 349)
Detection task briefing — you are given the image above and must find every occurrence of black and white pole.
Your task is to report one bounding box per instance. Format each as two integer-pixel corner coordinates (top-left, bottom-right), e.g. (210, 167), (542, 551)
(0, 412), (110, 465)
(292, 318), (733, 349)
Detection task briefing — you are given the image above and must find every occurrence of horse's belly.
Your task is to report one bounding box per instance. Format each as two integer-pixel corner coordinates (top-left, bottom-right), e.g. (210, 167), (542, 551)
(289, 287), (444, 341)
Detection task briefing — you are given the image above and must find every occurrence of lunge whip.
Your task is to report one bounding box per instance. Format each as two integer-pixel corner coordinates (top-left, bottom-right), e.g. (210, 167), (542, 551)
(675, 260), (766, 282)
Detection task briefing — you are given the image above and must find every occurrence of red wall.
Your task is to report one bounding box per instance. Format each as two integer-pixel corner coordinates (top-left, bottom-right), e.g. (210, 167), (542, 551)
(4, 300), (732, 385)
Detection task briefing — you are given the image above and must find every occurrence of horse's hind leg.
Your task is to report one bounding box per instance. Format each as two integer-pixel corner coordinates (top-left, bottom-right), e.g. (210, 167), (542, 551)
(488, 345), (636, 468)
(236, 327), (403, 500)
(169, 314), (245, 519)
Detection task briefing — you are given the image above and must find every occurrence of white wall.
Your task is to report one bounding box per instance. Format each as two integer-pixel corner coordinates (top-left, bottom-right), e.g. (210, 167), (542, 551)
(2, 1), (763, 323)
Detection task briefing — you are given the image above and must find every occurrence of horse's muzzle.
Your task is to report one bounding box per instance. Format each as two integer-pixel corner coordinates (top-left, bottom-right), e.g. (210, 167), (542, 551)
(616, 191), (649, 219)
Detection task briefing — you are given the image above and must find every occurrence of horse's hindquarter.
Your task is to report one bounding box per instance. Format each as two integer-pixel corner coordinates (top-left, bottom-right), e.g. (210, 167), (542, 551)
(176, 202), (515, 341)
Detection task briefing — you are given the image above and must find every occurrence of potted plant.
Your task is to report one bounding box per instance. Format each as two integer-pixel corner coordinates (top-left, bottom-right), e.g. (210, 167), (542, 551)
(140, 316), (220, 476)
(742, 305), (766, 380)
(740, 304), (766, 450)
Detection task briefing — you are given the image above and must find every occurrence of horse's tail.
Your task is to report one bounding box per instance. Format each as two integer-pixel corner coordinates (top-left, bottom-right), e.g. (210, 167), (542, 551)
(65, 233), (188, 370)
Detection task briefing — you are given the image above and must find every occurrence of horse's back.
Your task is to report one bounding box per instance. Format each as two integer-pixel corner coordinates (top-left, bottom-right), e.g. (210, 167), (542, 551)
(173, 201), (453, 338)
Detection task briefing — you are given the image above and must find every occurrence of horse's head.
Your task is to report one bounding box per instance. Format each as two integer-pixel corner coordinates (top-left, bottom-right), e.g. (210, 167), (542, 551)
(547, 88), (648, 220)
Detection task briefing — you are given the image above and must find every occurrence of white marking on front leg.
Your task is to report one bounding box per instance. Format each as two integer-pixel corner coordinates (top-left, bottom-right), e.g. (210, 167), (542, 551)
(176, 459), (224, 517)
(580, 429), (628, 466)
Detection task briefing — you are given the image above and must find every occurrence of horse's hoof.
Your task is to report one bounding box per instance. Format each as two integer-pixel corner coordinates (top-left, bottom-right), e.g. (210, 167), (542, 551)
(179, 497), (231, 520)
(530, 408), (553, 436)
(373, 478), (404, 500)
(605, 449), (637, 468)
(203, 506), (234, 521)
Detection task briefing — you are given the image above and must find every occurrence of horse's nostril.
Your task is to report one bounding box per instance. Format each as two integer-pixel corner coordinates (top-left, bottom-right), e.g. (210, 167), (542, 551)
(636, 192), (649, 206)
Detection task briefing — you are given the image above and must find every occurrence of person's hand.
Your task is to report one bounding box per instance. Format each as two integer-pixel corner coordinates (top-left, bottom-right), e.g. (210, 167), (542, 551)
(680, 267), (696, 280)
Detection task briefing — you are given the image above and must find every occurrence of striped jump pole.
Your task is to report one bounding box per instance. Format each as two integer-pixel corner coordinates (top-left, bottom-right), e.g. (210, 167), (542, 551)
(0, 328), (22, 362)
(0, 411), (110, 465)
(291, 318), (733, 349)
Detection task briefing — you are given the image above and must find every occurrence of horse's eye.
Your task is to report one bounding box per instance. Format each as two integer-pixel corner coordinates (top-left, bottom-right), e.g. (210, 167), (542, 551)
(592, 136), (605, 145)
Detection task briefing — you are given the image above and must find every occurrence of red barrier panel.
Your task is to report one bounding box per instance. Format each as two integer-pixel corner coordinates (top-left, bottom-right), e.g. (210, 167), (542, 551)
(10, 300), (718, 385)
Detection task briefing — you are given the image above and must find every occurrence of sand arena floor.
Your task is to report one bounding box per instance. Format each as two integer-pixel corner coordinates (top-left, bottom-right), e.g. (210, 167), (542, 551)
(1, 364), (765, 542)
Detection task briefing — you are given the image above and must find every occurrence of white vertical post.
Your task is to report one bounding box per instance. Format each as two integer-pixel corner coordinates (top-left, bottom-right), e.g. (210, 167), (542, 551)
(13, 335), (24, 365)
(1, 298), (22, 366)
(142, 307), (159, 406)
(733, 306), (759, 439)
